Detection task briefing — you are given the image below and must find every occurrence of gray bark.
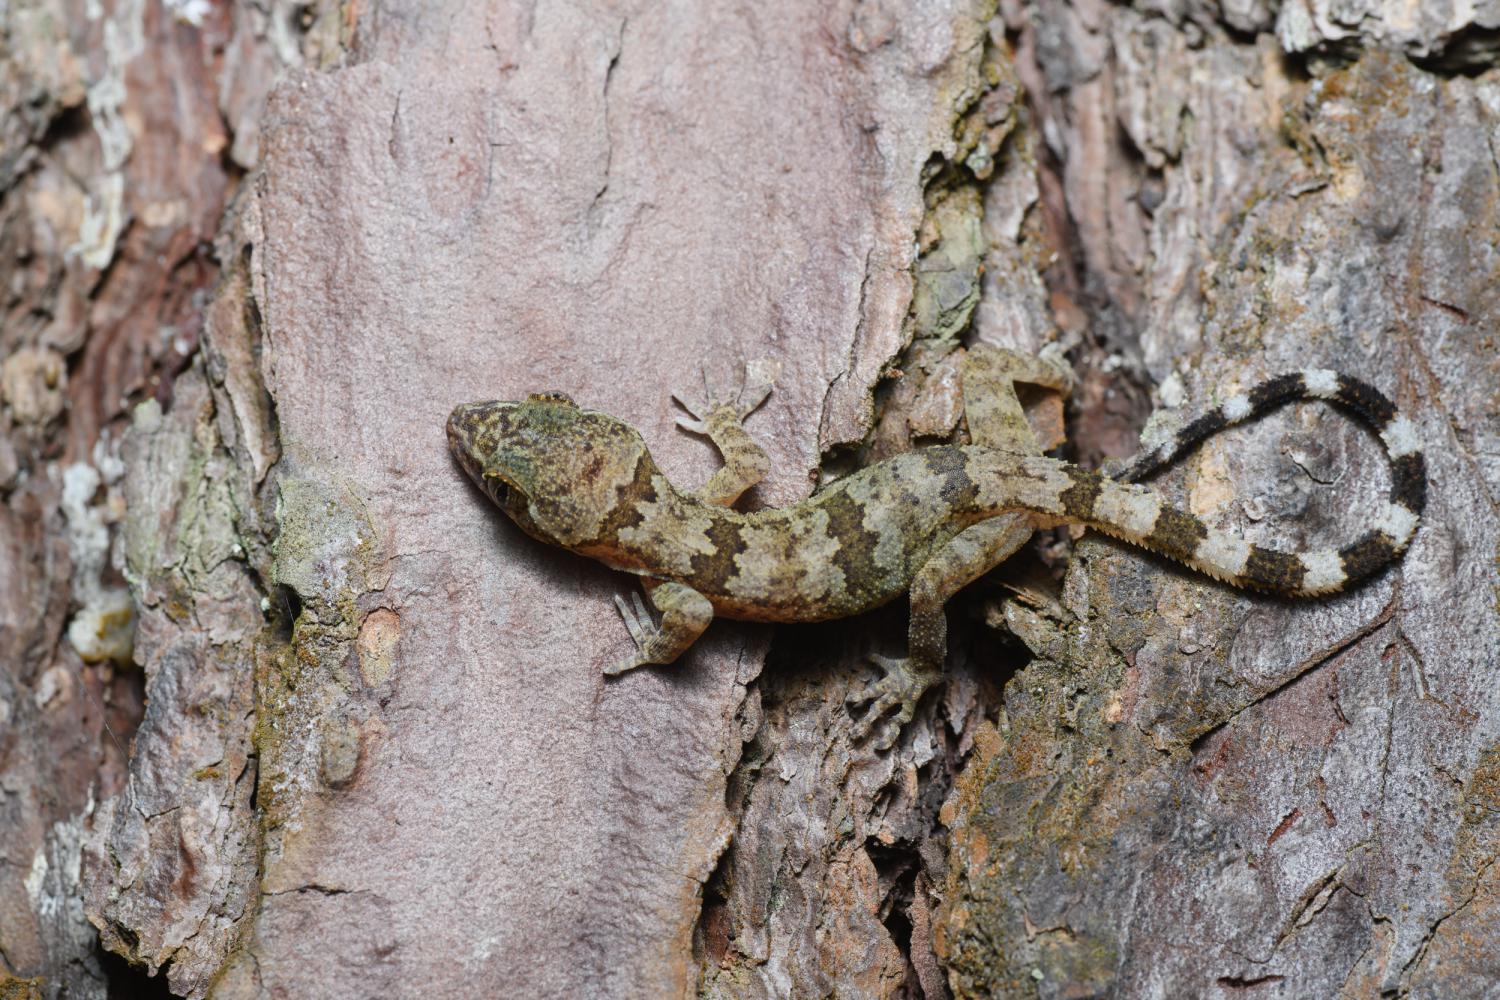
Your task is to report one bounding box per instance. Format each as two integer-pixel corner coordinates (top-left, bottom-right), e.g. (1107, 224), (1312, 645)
(935, 5), (1500, 998)
(1, 1), (1496, 998)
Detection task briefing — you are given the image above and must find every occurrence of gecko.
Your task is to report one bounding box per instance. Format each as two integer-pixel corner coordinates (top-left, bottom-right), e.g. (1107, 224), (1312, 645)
(447, 347), (1426, 749)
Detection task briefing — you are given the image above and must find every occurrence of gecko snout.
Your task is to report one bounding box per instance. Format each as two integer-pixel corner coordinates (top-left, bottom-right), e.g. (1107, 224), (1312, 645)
(446, 401), (500, 480)
(445, 403), (474, 447)
(446, 401), (530, 509)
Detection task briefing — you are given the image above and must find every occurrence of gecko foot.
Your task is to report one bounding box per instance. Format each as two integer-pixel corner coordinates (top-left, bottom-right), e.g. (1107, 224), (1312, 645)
(672, 359), (777, 432)
(846, 655), (941, 751)
(607, 591), (657, 676)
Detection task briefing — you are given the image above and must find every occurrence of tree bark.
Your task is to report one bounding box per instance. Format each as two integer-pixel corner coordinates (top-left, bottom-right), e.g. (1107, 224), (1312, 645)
(2, 1), (1496, 999)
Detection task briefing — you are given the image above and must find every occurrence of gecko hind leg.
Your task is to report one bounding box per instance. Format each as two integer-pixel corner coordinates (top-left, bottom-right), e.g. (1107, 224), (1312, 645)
(607, 581), (714, 676)
(844, 347), (1072, 748)
(961, 345), (1074, 453)
(848, 514), (1034, 749)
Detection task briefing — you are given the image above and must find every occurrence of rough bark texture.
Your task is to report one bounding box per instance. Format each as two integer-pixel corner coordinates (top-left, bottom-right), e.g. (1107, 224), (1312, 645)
(932, 5), (1500, 999)
(2, 2), (308, 996)
(2, 1), (1497, 999)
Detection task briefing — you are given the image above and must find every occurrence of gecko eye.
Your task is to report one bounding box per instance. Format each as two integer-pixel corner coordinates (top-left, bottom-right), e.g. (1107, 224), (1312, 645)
(485, 474), (520, 506)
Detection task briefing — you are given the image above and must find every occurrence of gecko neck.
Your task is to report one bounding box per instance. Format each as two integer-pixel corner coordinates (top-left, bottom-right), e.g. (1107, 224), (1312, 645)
(580, 473), (742, 578)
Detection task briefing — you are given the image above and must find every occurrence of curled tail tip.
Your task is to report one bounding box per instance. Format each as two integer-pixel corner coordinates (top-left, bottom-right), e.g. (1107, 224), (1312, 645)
(1132, 367), (1423, 468)
(1282, 369), (1428, 539)
(1099, 367), (1426, 596)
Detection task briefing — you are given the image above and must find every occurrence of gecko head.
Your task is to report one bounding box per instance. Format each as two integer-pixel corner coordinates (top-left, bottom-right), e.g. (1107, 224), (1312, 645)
(447, 392), (657, 548)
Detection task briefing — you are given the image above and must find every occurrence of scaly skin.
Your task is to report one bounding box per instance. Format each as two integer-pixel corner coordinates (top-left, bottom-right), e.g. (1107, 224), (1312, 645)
(447, 349), (1425, 749)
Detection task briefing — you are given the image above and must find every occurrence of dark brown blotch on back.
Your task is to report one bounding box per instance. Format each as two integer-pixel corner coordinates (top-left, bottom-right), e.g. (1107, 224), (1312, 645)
(1243, 546), (1307, 594)
(923, 448), (979, 510)
(820, 488), (888, 606)
(593, 452), (659, 541)
(689, 516), (749, 592)
(1142, 505), (1209, 564)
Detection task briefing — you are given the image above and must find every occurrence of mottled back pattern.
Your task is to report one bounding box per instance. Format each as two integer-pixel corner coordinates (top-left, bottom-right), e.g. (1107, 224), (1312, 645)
(448, 349), (1425, 747)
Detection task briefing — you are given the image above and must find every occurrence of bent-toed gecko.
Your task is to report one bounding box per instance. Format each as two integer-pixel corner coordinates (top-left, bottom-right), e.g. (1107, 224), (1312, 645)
(447, 348), (1425, 749)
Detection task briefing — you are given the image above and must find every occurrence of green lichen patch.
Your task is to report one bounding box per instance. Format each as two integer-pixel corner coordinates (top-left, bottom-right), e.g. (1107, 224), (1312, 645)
(255, 472), (391, 857)
(911, 185), (987, 347)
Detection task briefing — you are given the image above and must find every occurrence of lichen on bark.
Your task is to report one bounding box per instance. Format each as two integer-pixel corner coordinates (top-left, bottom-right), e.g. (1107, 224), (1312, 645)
(5, 2), (1499, 998)
(935, 15), (1500, 1000)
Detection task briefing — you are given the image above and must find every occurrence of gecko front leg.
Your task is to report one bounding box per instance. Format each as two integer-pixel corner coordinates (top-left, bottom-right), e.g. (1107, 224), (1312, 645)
(672, 362), (775, 507)
(608, 581), (714, 676)
(604, 365), (773, 674)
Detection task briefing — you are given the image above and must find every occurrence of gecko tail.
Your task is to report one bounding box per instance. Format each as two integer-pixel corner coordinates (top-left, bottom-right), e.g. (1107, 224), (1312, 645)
(1088, 369), (1426, 596)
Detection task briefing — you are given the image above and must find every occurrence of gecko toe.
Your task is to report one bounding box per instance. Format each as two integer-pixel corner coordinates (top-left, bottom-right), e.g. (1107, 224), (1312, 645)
(604, 655), (645, 677)
(847, 655), (939, 749)
(736, 381), (773, 420)
(674, 359), (777, 427)
(671, 391), (707, 424)
(614, 594), (645, 644)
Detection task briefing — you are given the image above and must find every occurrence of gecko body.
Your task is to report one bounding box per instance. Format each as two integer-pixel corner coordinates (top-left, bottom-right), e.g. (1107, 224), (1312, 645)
(448, 349), (1425, 747)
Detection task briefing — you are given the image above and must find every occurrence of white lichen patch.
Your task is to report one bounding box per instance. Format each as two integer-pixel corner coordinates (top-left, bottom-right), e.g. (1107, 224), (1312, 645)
(68, 587), (137, 665)
(25, 846), (49, 905)
(165, 0), (211, 25)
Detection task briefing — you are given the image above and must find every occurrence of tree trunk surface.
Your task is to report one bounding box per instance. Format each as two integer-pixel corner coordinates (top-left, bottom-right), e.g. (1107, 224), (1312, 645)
(2, 2), (1496, 999)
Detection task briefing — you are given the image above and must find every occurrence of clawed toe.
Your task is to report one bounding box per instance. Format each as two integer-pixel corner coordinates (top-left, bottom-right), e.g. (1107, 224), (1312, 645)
(736, 378), (773, 418)
(670, 386), (707, 424)
(614, 592), (654, 643)
(672, 358), (778, 431)
(610, 591), (659, 675)
(603, 655), (639, 677)
(844, 654), (904, 706)
(847, 655), (939, 750)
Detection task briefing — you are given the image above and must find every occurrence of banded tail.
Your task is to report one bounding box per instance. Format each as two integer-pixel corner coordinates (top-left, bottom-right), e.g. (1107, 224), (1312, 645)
(1082, 369), (1425, 596)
